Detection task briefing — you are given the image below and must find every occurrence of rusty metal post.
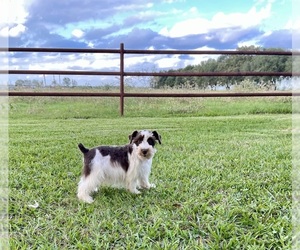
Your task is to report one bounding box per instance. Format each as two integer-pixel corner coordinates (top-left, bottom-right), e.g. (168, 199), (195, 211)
(120, 43), (125, 116)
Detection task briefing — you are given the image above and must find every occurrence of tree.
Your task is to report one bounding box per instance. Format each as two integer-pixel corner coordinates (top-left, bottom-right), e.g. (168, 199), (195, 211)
(62, 77), (71, 87)
(15, 79), (25, 87)
(154, 46), (291, 90)
(32, 79), (43, 88)
(71, 79), (78, 87)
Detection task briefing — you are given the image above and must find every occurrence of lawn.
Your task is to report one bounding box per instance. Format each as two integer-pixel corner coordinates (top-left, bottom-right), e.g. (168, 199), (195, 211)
(9, 96), (292, 249)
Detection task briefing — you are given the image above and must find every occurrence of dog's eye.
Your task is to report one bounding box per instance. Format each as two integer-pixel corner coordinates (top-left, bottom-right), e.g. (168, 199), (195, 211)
(133, 135), (144, 146)
(147, 138), (155, 146)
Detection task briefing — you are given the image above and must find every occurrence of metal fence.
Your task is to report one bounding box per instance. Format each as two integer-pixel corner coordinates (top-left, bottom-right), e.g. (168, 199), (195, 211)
(1, 43), (299, 115)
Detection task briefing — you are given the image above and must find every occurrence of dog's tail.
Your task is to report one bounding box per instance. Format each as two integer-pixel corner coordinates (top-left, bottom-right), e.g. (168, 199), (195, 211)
(78, 143), (89, 154)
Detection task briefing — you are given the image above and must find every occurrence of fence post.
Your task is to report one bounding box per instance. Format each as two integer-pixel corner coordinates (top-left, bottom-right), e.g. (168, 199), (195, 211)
(120, 43), (124, 116)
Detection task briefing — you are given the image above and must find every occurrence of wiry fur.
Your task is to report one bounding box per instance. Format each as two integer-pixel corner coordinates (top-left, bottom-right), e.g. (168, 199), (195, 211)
(77, 130), (161, 203)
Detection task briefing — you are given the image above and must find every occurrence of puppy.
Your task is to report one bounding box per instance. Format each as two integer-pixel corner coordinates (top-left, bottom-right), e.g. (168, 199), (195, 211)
(77, 130), (161, 203)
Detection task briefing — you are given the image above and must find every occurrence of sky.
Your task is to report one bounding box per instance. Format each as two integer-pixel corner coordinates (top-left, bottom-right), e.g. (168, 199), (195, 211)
(0, 0), (298, 86)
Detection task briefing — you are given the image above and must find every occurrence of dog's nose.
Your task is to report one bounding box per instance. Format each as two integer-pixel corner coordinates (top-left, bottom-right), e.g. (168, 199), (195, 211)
(142, 149), (148, 155)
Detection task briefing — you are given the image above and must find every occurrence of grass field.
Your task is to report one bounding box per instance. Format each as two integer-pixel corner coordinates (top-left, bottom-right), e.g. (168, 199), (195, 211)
(9, 95), (292, 249)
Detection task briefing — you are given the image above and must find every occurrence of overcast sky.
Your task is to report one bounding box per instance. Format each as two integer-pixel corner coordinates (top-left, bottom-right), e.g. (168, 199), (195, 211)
(0, 0), (298, 86)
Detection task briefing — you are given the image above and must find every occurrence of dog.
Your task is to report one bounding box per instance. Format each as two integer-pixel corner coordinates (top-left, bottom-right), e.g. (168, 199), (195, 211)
(77, 130), (161, 203)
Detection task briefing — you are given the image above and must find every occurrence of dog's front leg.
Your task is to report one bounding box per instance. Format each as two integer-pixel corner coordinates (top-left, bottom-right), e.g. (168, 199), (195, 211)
(127, 179), (141, 194)
(138, 162), (156, 189)
(126, 159), (141, 194)
(139, 178), (156, 190)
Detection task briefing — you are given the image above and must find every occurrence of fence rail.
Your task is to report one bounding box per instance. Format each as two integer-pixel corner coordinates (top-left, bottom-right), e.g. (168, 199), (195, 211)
(5, 91), (294, 98)
(1, 70), (298, 77)
(1, 43), (299, 115)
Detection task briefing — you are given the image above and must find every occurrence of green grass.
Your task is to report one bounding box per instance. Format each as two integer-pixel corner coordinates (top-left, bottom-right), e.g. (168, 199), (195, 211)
(9, 95), (292, 119)
(9, 96), (292, 249)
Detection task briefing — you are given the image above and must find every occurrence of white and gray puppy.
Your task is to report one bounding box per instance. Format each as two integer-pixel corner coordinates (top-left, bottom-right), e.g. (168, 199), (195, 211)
(77, 130), (161, 203)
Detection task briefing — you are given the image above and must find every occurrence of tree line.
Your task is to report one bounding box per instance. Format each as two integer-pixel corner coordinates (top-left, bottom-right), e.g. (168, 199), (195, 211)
(151, 46), (292, 90)
(14, 77), (78, 88)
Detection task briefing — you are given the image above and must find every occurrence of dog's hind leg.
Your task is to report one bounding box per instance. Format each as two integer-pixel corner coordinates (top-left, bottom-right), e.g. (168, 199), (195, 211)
(77, 176), (99, 203)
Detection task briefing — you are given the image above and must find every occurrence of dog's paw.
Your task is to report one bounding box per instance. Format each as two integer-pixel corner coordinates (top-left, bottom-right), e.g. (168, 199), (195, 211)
(85, 197), (94, 204)
(133, 189), (141, 194)
(129, 188), (141, 194)
(139, 182), (156, 189)
(78, 195), (94, 204)
(142, 183), (156, 189)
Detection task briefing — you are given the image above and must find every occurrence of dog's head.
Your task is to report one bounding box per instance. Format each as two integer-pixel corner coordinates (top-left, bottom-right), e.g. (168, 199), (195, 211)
(129, 130), (161, 159)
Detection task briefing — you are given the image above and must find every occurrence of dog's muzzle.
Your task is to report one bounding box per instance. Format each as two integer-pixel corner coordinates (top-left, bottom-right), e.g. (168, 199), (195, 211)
(139, 148), (152, 159)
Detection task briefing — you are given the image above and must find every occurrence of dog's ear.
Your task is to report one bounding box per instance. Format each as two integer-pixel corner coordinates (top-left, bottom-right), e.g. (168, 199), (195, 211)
(152, 131), (162, 144)
(129, 130), (139, 144)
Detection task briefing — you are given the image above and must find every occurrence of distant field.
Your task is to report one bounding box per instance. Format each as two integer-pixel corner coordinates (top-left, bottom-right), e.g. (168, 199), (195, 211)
(9, 95), (292, 248)
(9, 90), (292, 118)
